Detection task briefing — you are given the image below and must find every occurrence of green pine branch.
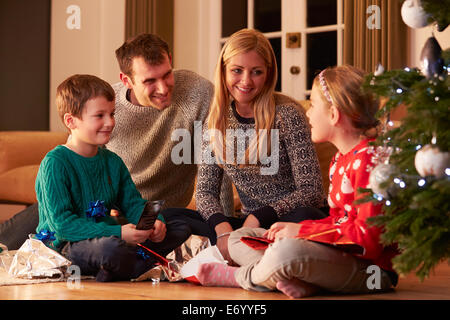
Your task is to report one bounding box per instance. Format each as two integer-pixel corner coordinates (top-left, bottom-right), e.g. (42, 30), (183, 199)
(360, 49), (450, 281)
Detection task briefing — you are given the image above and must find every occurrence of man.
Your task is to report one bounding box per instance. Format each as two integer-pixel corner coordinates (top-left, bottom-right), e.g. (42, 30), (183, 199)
(0, 33), (233, 250)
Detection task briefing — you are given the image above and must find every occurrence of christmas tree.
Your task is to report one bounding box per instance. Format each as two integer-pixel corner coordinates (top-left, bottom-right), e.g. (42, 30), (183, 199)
(358, 2), (449, 281)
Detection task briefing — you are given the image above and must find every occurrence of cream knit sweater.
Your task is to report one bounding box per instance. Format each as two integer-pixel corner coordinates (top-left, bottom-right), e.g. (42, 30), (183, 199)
(107, 70), (233, 214)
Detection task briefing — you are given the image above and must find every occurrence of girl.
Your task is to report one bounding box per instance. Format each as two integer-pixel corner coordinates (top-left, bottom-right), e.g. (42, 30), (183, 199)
(197, 65), (398, 298)
(195, 29), (328, 263)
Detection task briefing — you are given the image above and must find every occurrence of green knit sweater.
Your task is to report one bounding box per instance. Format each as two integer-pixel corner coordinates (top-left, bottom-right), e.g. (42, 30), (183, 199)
(35, 145), (147, 250)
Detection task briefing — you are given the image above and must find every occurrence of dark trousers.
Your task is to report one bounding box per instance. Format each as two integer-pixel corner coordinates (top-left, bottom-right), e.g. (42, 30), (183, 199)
(0, 203), (39, 250)
(162, 206), (329, 245)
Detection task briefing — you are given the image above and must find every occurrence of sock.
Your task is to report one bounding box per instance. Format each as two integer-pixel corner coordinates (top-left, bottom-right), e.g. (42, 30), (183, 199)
(276, 279), (320, 298)
(197, 262), (240, 287)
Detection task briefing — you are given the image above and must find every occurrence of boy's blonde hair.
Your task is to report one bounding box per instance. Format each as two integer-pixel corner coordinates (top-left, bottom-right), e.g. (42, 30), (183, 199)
(207, 28), (278, 163)
(314, 65), (380, 138)
(56, 74), (115, 126)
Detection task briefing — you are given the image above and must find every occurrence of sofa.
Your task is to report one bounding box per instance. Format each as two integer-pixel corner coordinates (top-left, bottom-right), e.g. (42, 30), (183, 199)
(0, 102), (337, 222)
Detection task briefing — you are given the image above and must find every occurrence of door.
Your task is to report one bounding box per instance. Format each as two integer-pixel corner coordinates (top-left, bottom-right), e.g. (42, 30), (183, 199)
(209, 0), (344, 100)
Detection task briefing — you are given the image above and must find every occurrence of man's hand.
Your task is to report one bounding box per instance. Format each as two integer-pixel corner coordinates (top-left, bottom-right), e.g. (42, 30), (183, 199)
(263, 222), (301, 241)
(148, 220), (166, 243)
(121, 224), (152, 245)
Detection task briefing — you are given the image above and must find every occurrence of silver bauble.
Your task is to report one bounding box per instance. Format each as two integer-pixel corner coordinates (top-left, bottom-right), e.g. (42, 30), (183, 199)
(414, 144), (450, 178)
(420, 37), (444, 79)
(401, 0), (431, 29)
(369, 163), (396, 198)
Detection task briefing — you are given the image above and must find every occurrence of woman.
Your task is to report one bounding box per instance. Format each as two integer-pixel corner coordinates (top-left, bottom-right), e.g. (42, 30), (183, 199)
(195, 29), (328, 262)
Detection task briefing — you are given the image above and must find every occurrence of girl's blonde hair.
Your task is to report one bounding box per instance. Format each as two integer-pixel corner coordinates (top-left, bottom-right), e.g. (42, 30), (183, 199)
(207, 28), (278, 164)
(314, 65), (380, 138)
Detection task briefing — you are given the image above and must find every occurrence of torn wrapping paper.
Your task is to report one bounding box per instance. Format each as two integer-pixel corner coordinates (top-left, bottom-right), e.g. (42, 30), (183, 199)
(4, 238), (71, 279)
(132, 234), (212, 283)
(179, 245), (226, 285)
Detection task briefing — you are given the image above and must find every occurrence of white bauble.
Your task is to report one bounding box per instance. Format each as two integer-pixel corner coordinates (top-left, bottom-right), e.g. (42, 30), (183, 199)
(414, 144), (450, 178)
(401, 0), (431, 29)
(369, 163), (396, 198)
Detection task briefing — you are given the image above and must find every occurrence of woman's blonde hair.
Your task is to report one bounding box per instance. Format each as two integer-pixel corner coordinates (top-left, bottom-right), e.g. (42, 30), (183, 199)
(314, 65), (380, 138)
(207, 28), (278, 164)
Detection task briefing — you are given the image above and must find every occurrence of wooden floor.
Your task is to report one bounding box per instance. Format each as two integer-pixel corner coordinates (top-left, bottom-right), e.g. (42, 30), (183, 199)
(1, 262), (449, 300)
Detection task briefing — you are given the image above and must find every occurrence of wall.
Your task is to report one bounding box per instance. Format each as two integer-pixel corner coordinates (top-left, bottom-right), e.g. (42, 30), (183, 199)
(50, 0), (125, 132)
(173, 0), (221, 82)
(173, 0), (200, 74)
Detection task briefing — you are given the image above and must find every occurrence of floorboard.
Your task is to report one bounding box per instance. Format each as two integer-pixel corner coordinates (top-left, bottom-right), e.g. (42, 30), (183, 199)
(1, 262), (449, 300)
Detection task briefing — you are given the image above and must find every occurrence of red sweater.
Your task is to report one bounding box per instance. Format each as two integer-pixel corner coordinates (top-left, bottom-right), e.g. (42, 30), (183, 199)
(297, 139), (397, 271)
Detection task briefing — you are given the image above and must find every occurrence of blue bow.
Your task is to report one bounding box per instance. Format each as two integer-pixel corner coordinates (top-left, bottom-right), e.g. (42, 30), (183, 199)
(86, 200), (107, 219)
(137, 247), (152, 260)
(35, 229), (56, 243)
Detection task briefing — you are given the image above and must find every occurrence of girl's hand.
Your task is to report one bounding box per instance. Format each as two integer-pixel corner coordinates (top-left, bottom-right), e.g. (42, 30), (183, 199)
(148, 220), (166, 243)
(121, 224), (152, 244)
(263, 222), (301, 241)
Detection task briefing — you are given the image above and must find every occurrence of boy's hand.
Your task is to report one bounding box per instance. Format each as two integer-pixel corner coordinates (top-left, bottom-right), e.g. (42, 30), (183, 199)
(121, 224), (152, 244)
(263, 222), (301, 241)
(148, 220), (166, 243)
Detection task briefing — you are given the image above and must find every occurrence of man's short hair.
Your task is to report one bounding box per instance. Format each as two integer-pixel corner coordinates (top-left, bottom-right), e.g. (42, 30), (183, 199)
(115, 33), (170, 79)
(56, 74), (115, 123)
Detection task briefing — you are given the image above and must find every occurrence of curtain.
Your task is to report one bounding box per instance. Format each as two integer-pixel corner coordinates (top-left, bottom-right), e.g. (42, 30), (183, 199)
(125, 0), (173, 51)
(344, 0), (407, 72)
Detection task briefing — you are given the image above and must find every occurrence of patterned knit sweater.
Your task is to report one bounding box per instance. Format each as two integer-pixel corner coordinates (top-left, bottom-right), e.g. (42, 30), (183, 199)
(107, 70), (234, 214)
(196, 93), (327, 228)
(35, 146), (147, 251)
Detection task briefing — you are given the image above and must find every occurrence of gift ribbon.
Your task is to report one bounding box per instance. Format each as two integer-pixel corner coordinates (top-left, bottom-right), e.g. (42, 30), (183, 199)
(137, 247), (152, 260)
(86, 200), (107, 219)
(35, 229), (56, 243)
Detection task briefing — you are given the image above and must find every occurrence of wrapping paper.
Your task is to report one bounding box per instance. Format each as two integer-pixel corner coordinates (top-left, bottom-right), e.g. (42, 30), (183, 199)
(240, 236), (274, 250)
(2, 238), (71, 279)
(179, 245), (226, 285)
(133, 235), (212, 283)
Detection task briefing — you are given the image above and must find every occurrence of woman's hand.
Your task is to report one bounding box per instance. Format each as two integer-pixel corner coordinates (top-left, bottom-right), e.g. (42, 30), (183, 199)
(263, 222), (301, 241)
(214, 222), (235, 265)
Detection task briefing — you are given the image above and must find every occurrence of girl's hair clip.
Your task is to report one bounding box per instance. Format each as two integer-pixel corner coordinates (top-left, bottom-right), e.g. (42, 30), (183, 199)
(319, 70), (333, 105)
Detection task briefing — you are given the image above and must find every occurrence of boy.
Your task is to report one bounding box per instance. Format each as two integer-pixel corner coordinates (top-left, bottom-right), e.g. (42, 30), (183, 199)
(35, 74), (190, 282)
